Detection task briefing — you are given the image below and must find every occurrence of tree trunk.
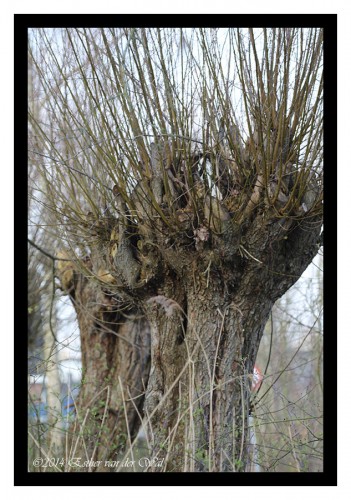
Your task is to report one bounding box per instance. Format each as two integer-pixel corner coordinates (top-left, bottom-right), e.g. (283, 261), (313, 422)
(139, 212), (322, 471)
(58, 200), (321, 472)
(42, 271), (63, 455)
(58, 259), (151, 472)
(142, 262), (274, 471)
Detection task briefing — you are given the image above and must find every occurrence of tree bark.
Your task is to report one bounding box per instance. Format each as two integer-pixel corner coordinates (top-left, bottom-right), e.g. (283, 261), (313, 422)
(140, 213), (322, 471)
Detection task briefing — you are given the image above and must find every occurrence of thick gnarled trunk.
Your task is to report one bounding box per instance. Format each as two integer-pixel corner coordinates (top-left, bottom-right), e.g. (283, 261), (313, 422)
(58, 208), (321, 472)
(58, 264), (151, 472)
(56, 123), (323, 471)
(142, 267), (270, 472)
(140, 215), (321, 472)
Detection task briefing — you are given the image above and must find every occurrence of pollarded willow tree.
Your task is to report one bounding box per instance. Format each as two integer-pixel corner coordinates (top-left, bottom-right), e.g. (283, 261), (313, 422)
(28, 27), (323, 472)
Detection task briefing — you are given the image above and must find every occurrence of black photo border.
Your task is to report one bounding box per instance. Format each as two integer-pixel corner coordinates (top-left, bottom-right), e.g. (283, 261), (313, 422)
(15, 13), (337, 487)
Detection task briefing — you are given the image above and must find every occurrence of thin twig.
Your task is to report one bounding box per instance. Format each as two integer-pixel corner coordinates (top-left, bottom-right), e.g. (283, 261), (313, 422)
(28, 238), (72, 262)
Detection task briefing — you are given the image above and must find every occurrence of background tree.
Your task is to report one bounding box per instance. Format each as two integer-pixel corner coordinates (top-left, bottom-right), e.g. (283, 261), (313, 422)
(28, 49), (64, 462)
(28, 27), (323, 472)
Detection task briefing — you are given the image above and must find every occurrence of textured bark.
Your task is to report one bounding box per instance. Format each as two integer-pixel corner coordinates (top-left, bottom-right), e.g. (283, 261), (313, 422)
(141, 214), (321, 471)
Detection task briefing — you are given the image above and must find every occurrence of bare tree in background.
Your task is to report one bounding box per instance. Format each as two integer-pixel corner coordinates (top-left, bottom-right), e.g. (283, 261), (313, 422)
(28, 51), (64, 459)
(28, 27), (323, 472)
